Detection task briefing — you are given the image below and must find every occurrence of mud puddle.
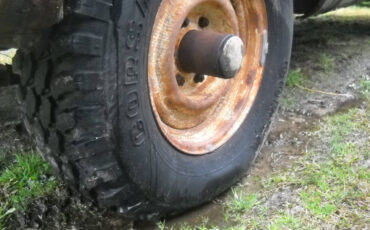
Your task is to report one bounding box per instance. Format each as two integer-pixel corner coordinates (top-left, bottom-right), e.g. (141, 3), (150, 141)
(1, 9), (369, 230)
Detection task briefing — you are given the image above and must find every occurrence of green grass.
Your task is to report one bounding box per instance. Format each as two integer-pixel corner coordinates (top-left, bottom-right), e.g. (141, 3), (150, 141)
(225, 104), (369, 229)
(268, 213), (304, 230)
(286, 69), (306, 87)
(301, 110), (368, 224)
(269, 108), (368, 227)
(228, 190), (258, 213)
(0, 153), (57, 228)
(181, 222), (212, 230)
(359, 75), (370, 99)
(319, 54), (335, 73)
(358, 0), (370, 7)
(157, 221), (166, 230)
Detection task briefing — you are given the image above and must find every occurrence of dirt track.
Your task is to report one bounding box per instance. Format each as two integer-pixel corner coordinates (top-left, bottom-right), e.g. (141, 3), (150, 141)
(0, 10), (369, 230)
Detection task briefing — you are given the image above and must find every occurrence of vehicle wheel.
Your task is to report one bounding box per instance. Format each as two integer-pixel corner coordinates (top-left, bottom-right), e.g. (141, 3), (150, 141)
(14, 0), (293, 219)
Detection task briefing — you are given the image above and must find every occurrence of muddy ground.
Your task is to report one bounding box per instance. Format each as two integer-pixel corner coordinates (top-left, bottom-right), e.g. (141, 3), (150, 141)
(0, 9), (369, 230)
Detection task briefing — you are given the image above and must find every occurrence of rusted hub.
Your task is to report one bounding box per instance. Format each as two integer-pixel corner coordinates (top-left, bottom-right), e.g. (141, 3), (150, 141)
(148, 0), (268, 154)
(177, 30), (245, 79)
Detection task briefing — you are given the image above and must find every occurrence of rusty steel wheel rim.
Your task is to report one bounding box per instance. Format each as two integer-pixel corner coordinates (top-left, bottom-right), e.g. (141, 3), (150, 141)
(148, 0), (268, 155)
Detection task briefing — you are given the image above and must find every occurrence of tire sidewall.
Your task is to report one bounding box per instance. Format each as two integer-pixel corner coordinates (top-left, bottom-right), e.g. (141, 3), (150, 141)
(116, 0), (293, 207)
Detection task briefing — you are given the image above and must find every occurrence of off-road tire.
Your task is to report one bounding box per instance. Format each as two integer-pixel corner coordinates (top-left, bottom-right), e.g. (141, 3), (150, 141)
(14, 0), (294, 219)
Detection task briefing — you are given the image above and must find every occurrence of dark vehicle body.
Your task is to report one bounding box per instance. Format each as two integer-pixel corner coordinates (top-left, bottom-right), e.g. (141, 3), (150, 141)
(0, 0), (362, 50)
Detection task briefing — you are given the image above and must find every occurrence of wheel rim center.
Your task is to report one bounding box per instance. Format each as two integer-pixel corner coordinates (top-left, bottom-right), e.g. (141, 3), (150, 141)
(177, 30), (245, 79)
(148, 0), (268, 154)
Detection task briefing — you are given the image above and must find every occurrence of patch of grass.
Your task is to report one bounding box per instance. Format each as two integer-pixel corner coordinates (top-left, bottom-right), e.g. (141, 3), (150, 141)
(319, 54), (335, 73)
(358, 0), (370, 7)
(177, 223), (248, 230)
(261, 173), (292, 190)
(229, 190), (258, 213)
(0, 153), (57, 228)
(0, 205), (15, 229)
(177, 220), (223, 230)
(278, 108), (369, 223)
(157, 221), (167, 230)
(158, 217), (223, 230)
(294, 110), (369, 224)
(359, 75), (370, 99)
(268, 213), (303, 230)
(224, 104), (369, 229)
(300, 190), (337, 218)
(286, 69), (306, 87)
(294, 109), (367, 222)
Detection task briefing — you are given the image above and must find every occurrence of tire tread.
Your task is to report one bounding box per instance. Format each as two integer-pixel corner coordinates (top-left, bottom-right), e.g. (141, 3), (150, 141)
(14, 0), (155, 218)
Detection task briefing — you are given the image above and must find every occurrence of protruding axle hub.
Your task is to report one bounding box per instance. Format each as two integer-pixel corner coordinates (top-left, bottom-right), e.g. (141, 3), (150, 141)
(177, 30), (245, 79)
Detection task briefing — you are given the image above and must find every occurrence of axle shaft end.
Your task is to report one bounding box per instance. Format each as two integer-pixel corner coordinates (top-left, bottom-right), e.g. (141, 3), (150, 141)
(177, 30), (245, 79)
(219, 36), (244, 78)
